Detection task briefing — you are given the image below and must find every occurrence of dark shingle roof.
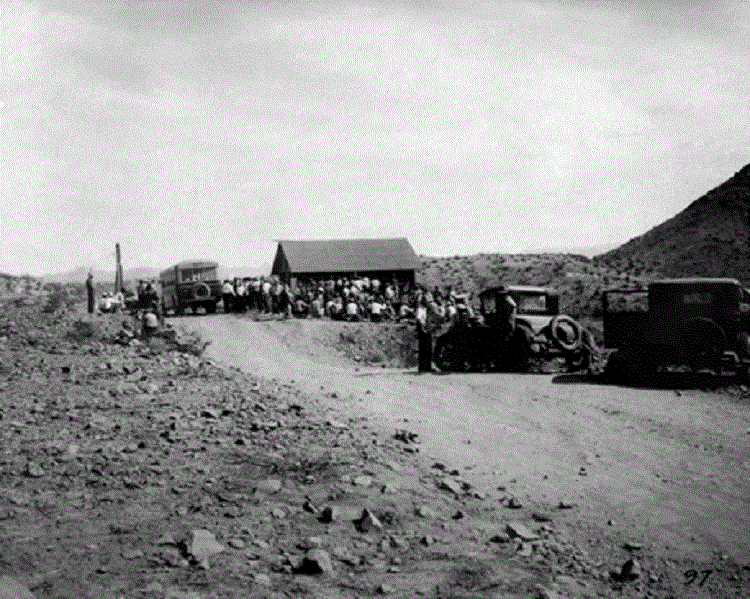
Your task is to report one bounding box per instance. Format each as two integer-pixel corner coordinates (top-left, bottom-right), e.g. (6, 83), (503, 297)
(274, 238), (418, 275)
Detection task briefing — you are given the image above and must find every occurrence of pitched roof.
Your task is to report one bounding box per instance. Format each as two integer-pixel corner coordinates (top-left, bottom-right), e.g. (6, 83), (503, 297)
(274, 238), (419, 275)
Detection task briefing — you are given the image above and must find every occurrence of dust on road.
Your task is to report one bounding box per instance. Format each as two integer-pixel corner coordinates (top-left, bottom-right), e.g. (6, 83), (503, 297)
(177, 314), (750, 564)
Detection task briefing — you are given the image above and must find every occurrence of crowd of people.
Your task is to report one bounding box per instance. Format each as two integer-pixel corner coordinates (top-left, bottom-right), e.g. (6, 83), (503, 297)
(219, 274), (480, 325)
(85, 270), (519, 372)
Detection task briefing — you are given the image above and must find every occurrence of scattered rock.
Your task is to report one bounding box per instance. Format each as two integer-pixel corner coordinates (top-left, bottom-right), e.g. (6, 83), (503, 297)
(506, 521), (539, 541)
(298, 549), (333, 575)
(393, 429), (418, 444)
(355, 508), (383, 532)
(353, 474), (373, 487)
(255, 478), (283, 493)
(536, 586), (563, 599)
(25, 461), (45, 478)
(517, 542), (533, 557)
(502, 497), (522, 509)
(319, 504), (365, 523)
(331, 545), (351, 559)
(415, 505), (438, 518)
(614, 557), (642, 581)
(438, 477), (463, 496)
(144, 582), (164, 594)
(190, 529), (225, 568)
(623, 541), (642, 551)
(0, 576), (35, 599)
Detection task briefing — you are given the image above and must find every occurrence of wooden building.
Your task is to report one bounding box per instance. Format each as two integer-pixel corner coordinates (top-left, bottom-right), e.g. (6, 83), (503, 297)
(271, 238), (419, 286)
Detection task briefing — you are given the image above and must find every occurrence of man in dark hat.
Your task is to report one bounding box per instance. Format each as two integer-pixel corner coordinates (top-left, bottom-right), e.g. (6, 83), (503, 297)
(416, 291), (442, 373)
(496, 284), (517, 341)
(86, 271), (95, 314)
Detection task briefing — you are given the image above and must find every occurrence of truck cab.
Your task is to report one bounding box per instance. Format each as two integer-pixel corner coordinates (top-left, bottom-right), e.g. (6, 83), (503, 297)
(604, 277), (750, 372)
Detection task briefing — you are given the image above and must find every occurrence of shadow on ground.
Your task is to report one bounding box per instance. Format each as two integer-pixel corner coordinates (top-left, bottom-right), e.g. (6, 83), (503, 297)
(553, 371), (749, 392)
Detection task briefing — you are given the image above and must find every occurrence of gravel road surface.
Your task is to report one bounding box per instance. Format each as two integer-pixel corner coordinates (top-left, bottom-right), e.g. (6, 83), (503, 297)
(177, 314), (750, 565)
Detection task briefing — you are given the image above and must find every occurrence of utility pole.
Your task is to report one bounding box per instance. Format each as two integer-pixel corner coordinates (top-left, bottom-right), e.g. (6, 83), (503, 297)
(114, 243), (124, 295)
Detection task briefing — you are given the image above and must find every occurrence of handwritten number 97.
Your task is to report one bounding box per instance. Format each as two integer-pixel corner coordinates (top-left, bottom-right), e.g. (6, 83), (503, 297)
(684, 570), (712, 586)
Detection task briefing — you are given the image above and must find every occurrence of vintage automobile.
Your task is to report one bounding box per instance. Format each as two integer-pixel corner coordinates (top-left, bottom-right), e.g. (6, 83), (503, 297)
(159, 261), (222, 315)
(433, 285), (594, 373)
(603, 277), (750, 376)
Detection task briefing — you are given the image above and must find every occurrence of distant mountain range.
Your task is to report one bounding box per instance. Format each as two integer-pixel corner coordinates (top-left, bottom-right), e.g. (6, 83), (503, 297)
(41, 264), (271, 284)
(595, 163), (750, 283)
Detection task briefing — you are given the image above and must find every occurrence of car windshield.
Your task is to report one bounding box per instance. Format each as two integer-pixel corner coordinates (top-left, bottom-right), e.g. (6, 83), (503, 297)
(180, 267), (217, 283)
(515, 293), (546, 314)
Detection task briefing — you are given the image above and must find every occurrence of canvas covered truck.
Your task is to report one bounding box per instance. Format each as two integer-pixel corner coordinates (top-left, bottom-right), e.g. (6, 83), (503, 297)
(159, 261), (222, 315)
(603, 277), (750, 377)
(434, 285), (595, 373)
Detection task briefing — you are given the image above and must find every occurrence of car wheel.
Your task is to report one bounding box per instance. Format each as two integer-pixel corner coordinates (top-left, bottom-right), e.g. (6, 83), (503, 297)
(549, 315), (582, 351)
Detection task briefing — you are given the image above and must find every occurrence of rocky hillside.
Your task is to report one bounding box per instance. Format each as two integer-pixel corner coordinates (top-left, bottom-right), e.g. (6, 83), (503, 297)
(594, 163), (750, 283)
(0, 272), (43, 297)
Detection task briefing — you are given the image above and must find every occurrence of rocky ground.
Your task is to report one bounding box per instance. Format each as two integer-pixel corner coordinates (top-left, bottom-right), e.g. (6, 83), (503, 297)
(0, 297), (748, 598)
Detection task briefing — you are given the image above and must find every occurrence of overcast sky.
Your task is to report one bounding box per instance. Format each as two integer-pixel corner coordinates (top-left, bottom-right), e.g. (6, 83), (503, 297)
(2, 0), (749, 276)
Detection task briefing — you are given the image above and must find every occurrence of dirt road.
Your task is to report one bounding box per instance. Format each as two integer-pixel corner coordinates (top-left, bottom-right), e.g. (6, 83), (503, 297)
(177, 314), (750, 565)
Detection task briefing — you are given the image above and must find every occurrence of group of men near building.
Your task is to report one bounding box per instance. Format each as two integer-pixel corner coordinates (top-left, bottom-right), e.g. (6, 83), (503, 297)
(221, 276), (291, 315)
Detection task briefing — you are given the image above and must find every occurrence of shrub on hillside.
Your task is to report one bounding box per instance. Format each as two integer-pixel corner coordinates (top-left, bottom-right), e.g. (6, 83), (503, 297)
(66, 319), (97, 342)
(42, 284), (71, 313)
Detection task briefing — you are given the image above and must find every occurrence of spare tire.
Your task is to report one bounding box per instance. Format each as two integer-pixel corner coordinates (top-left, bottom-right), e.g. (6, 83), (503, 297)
(550, 315), (582, 351)
(193, 283), (211, 300)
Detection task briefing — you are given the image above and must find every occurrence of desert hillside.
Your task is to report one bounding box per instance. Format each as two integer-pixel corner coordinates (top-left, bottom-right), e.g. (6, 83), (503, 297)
(417, 163), (750, 317)
(594, 163), (750, 283)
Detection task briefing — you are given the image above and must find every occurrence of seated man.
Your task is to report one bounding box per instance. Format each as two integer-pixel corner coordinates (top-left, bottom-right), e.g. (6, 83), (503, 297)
(141, 303), (160, 340)
(398, 301), (414, 321)
(293, 296), (308, 318)
(345, 298), (359, 321)
(310, 293), (324, 318)
(330, 296), (344, 320)
(370, 297), (384, 322)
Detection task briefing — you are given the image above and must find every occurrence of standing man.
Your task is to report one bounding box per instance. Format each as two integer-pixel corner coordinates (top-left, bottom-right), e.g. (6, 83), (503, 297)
(497, 285), (517, 341)
(221, 280), (235, 314)
(86, 271), (95, 314)
(416, 291), (441, 373)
